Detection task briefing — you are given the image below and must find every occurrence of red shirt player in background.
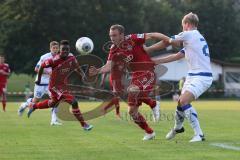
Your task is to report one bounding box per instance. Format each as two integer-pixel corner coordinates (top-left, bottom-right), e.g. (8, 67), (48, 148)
(99, 53), (128, 118)
(100, 72), (121, 118)
(89, 24), (165, 140)
(0, 55), (11, 112)
(27, 40), (93, 131)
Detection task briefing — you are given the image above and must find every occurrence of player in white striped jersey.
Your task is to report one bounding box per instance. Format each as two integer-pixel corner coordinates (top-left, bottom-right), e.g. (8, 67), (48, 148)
(18, 41), (62, 126)
(149, 12), (213, 142)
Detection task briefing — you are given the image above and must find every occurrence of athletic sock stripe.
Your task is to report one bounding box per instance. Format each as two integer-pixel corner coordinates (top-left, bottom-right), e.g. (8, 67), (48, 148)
(191, 113), (198, 118)
(72, 108), (80, 112)
(182, 104), (192, 111)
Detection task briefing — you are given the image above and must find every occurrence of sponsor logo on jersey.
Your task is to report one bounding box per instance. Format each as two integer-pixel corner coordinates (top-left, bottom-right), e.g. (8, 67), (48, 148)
(123, 55), (133, 63)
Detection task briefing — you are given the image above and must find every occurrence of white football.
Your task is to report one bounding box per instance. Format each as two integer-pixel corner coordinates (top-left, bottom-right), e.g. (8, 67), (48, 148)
(75, 37), (94, 54)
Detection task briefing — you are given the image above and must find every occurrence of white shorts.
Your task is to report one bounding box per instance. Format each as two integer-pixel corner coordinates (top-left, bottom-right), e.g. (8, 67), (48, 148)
(181, 76), (213, 99)
(34, 84), (50, 99)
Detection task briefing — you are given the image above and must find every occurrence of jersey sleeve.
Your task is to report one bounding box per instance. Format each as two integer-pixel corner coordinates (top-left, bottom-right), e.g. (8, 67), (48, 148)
(72, 56), (80, 69)
(5, 64), (10, 73)
(35, 59), (42, 69)
(130, 33), (146, 45)
(41, 58), (53, 68)
(107, 47), (114, 61)
(179, 48), (185, 54)
(171, 31), (190, 42)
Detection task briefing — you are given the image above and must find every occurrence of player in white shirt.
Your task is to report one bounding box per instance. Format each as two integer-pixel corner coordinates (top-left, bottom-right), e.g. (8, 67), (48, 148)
(149, 12), (213, 142)
(18, 41), (62, 126)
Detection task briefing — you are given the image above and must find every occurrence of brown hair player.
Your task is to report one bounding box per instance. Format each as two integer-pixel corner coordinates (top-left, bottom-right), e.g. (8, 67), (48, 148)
(27, 40), (93, 131)
(18, 41), (62, 126)
(89, 24), (168, 140)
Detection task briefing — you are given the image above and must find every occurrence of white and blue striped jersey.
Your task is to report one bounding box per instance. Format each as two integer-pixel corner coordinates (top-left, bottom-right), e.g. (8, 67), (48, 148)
(35, 52), (54, 85)
(173, 30), (212, 76)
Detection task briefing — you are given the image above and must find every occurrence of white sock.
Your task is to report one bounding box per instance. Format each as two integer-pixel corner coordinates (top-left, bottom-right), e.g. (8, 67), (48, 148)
(184, 106), (203, 136)
(51, 107), (58, 123)
(155, 95), (161, 101)
(22, 98), (32, 109)
(156, 101), (160, 109)
(174, 109), (185, 130)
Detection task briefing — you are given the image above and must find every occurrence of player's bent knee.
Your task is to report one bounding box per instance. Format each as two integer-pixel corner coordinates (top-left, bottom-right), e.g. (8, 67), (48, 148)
(178, 97), (189, 107)
(127, 85), (140, 95)
(49, 100), (58, 108)
(128, 106), (137, 116)
(128, 108), (134, 115)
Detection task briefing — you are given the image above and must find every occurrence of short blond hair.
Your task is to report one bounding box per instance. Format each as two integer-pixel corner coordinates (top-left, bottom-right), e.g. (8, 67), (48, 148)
(110, 24), (125, 34)
(182, 12), (199, 27)
(50, 41), (59, 48)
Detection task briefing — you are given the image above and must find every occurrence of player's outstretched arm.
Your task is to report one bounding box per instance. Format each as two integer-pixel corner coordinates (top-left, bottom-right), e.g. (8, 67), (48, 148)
(89, 60), (111, 76)
(143, 33), (171, 53)
(100, 73), (107, 88)
(35, 57), (52, 75)
(144, 41), (169, 53)
(35, 66), (51, 75)
(145, 32), (182, 48)
(145, 32), (170, 42)
(151, 52), (184, 64)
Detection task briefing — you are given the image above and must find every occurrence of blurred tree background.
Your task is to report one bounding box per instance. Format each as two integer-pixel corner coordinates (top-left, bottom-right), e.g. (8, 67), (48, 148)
(0, 0), (239, 74)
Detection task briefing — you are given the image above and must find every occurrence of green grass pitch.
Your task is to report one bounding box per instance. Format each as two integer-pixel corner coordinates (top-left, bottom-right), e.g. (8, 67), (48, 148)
(0, 100), (240, 160)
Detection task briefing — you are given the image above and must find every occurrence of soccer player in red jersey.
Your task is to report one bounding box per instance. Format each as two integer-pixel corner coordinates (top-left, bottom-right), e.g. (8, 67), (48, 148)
(100, 73), (121, 118)
(27, 40), (93, 131)
(101, 51), (158, 119)
(89, 24), (164, 140)
(0, 55), (10, 112)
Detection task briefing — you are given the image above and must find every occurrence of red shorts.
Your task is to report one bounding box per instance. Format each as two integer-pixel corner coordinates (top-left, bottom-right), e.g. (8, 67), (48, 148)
(0, 84), (6, 95)
(110, 78), (124, 95)
(49, 88), (74, 104)
(128, 71), (155, 107)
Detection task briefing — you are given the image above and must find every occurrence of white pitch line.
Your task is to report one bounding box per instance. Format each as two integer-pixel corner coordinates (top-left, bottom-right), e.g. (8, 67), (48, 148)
(210, 143), (240, 151)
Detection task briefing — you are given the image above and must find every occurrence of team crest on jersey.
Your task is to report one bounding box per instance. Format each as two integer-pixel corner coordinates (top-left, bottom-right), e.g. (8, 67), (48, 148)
(126, 42), (133, 51)
(124, 42), (133, 51)
(120, 39), (133, 51)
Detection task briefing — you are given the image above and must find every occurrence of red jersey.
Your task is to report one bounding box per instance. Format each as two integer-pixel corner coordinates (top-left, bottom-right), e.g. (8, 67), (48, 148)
(107, 33), (155, 78)
(0, 63), (10, 86)
(41, 54), (78, 91)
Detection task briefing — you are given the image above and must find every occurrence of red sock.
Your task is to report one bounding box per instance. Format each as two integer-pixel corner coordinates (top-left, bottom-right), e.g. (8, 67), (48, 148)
(72, 108), (86, 127)
(113, 97), (120, 115)
(132, 112), (153, 134)
(2, 93), (6, 111)
(34, 100), (51, 109)
(142, 98), (156, 109)
(115, 105), (120, 115)
(103, 98), (117, 112)
(2, 100), (6, 111)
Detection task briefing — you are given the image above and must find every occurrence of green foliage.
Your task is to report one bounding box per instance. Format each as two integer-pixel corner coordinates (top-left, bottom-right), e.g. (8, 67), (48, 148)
(7, 73), (35, 92)
(0, 0), (239, 74)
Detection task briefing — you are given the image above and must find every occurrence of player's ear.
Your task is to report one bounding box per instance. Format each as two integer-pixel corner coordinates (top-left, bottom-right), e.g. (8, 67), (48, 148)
(120, 33), (124, 38)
